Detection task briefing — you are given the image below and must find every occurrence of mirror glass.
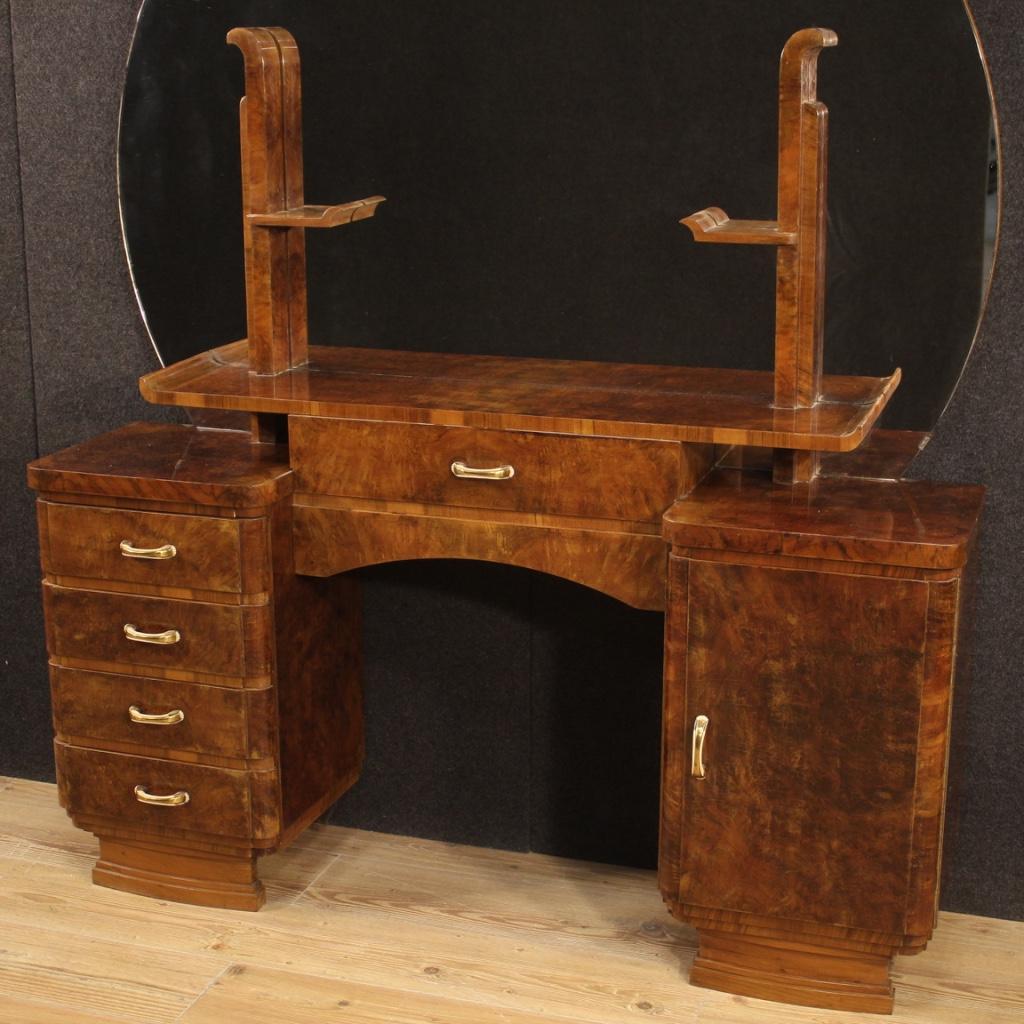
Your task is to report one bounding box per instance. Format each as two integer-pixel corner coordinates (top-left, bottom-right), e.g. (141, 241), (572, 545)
(120, 0), (996, 431)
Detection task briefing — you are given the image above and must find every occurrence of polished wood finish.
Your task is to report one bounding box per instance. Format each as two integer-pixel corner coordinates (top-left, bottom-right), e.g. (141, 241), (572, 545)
(291, 416), (709, 522)
(38, 502), (267, 594)
(683, 28), (840, 484)
(24, 24), (988, 1017)
(660, 471), (984, 1012)
(93, 834), (264, 911)
(227, 26), (383, 375)
(56, 743), (280, 841)
(50, 667), (276, 763)
(141, 340), (900, 452)
(43, 584), (272, 682)
(663, 469), (984, 569)
(5, 776), (1020, 1024)
(29, 423), (364, 911)
(294, 499), (668, 612)
(28, 421), (293, 509)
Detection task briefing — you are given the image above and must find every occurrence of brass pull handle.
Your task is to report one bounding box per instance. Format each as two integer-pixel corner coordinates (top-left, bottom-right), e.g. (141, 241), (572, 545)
(451, 460), (515, 481)
(134, 785), (189, 807)
(120, 539), (177, 560)
(124, 623), (181, 646)
(129, 704), (185, 726)
(691, 715), (709, 779)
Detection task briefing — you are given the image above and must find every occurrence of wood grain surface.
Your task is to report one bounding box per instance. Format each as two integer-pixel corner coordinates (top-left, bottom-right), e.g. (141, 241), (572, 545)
(291, 416), (708, 522)
(139, 341), (900, 451)
(1, 777), (1020, 1024)
(28, 422), (293, 509)
(663, 469), (985, 569)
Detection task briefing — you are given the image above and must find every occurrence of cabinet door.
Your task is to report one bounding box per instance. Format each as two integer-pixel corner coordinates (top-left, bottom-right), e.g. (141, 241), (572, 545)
(675, 558), (930, 935)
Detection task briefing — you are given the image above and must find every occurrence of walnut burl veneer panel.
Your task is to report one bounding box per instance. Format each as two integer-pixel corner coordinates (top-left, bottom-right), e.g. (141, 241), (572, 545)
(140, 342), (898, 451)
(55, 742), (279, 841)
(664, 469), (984, 569)
(679, 559), (928, 935)
(294, 501), (667, 611)
(291, 417), (708, 522)
(43, 584), (271, 683)
(28, 422), (292, 509)
(38, 502), (267, 594)
(50, 667), (276, 763)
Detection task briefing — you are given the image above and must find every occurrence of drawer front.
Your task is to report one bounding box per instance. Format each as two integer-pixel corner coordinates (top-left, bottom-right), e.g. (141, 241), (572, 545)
(50, 667), (276, 760)
(291, 417), (697, 522)
(44, 584), (270, 681)
(56, 743), (279, 840)
(39, 502), (265, 594)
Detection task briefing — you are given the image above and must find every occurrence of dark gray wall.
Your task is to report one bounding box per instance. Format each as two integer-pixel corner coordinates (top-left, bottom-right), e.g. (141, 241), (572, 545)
(0, 1), (1019, 920)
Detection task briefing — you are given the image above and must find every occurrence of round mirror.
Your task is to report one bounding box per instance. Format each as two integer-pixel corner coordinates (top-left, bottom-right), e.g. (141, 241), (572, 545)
(120, 0), (996, 432)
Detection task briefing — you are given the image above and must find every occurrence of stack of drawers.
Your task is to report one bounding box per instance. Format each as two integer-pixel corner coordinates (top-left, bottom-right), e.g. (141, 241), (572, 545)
(28, 422), (302, 909)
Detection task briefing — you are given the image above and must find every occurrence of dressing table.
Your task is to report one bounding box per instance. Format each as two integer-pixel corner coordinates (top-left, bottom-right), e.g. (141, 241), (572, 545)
(28, 26), (984, 1014)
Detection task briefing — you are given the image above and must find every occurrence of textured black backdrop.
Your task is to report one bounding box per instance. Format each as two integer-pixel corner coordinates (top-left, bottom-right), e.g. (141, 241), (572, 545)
(1, 1), (1021, 920)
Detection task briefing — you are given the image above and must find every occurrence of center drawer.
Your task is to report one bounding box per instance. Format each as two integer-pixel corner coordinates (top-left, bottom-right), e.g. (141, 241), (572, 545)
(290, 417), (701, 522)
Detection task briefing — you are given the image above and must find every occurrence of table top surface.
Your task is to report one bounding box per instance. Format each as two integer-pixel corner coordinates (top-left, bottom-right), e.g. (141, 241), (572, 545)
(140, 342), (900, 452)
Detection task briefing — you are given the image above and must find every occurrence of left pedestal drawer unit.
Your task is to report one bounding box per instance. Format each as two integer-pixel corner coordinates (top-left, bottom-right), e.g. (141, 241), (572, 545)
(27, 422), (366, 910)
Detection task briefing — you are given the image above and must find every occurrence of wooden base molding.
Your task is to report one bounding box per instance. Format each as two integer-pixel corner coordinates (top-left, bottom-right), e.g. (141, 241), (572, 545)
(690, 930), (895, 1014)
(93, 836), (265, 911)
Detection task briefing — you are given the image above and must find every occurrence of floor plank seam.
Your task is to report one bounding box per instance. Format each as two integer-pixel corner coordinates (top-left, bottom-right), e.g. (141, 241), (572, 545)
(172, 961), (238, 1023)
(283, 849), (345, 906)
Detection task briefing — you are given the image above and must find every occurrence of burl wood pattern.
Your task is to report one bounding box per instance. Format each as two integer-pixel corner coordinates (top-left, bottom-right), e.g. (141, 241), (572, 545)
(663, 469), (985, 570)
(29, 423), (364, 912)
(290, 416), (707, 522)
(267, 495), (364, 838)
(680, 559), (928, 932)
(141, 340), (899, 452)
(28, 421), (293, 510)
(294, 499), (668, 611)
(660, 471), (984, 1013)
(43, 584), (272, 683)
(227, 26), (383, 375)
(38, 502), (268, 595)
(55, 743), (280, 842)
(683, 29), (839, 484)
(23, 21), (986, 1010)
(50, 666), (277, 763)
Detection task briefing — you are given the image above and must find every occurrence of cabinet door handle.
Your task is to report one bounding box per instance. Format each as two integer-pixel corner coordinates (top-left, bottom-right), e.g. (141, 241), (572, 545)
(134, 785), (189, 807)
(691, 715), (709, 779)
(451, 460), (515, 481)
(124, 623), (181, 645)
(120, 539), (177, 560)
(129, 704), (185, 726)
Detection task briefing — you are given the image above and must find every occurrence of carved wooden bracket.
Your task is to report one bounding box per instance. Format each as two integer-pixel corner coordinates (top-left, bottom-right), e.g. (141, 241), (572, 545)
(228, 27), (385, 376)
(683, 28), (838, 482)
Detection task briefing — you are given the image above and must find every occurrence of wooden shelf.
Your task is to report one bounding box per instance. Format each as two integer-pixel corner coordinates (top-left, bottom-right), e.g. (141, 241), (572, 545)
(681, 208), (797, 246)
(141, 342), (900, 452)
(247, 197), (385, 229)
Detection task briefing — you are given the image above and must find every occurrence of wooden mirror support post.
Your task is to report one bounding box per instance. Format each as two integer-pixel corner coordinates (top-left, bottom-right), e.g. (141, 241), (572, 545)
(683, 27), (838, 485)
(228, 26), (385, 379)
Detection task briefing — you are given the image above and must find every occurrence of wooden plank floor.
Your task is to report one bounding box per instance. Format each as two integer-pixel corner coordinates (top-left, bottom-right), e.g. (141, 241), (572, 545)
(0, 776), (1020, 1024)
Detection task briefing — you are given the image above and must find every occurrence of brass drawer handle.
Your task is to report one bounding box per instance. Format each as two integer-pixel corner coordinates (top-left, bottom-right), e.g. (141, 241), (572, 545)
(451, 460), (515, 481)
(691, 714), (709, 780)
(124, 623), (181, 645)
(120, 539), (177, 560)
(134, 785), (189, 807)
(129, 704), (185, 726)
